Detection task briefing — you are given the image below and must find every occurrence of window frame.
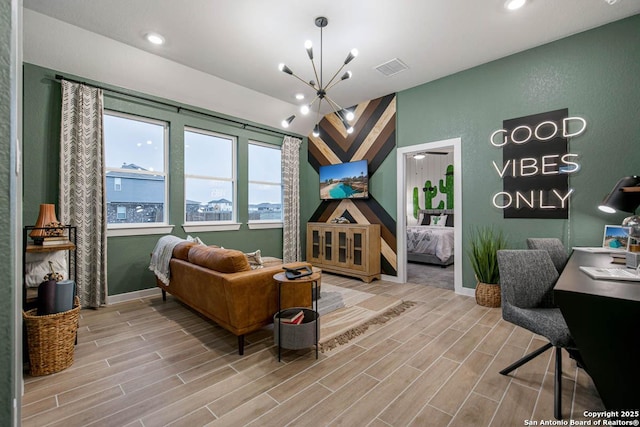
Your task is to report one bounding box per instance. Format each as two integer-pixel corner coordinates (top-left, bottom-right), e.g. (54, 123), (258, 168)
(103, 110), (173, 237)
(183, 127), (240, 232)
(247, 140), (283, 230)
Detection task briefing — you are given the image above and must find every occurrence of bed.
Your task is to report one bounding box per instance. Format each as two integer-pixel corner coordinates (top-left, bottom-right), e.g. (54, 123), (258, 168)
(407, 209), (454, 267)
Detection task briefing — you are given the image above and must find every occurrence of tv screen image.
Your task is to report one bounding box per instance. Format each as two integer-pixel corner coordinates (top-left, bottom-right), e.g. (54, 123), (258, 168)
(319, 160), (369, 200)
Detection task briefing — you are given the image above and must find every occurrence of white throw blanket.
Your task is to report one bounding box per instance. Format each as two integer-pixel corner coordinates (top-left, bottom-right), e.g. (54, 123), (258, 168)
(149, 235), (186, 285)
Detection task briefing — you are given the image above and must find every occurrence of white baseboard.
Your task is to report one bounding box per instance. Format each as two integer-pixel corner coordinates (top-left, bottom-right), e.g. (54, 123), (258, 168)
(381, 274), (402, 283)
(457, 286), (476, 297)
(106, 287), (161, 305)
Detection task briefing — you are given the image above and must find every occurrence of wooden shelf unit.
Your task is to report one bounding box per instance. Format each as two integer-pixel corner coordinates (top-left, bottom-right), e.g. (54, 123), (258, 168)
(306, 222), (381, 282)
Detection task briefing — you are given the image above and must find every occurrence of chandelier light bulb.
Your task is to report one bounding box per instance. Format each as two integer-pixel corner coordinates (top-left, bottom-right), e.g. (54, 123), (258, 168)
(278, 63), (293, 75)
(341, 71), (352, 81)
(347, 126), (354, 134)
(305, 40), (313, 60)
(300, 104), (310, 115)
(281, 115), (295, 128)
(312, 124), (320, 137)
(345, 110), (355, 121)
(344, 48), (358, 64)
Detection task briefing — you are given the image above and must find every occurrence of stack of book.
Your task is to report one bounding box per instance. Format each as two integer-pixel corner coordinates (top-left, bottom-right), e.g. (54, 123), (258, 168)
(280, 310), (304, 325)
(35, 236), (69, 246)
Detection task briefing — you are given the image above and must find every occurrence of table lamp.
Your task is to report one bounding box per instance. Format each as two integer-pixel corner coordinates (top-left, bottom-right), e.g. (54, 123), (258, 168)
(598, 176), (640, 251)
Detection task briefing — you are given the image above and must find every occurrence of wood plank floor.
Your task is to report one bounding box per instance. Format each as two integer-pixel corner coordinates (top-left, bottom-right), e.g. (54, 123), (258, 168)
(22, 274), (604, 426)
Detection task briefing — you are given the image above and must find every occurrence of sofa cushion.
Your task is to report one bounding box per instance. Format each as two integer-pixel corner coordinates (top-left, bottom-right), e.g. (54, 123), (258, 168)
(188, 245), (251, 273)
(172, 242), (199, 261)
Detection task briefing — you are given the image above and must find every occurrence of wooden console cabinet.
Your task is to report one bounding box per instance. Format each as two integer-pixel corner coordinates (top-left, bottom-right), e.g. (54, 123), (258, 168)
(306, 222), (381, 282)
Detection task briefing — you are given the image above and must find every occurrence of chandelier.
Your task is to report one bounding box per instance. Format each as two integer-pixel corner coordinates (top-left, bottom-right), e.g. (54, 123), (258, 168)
(279, 16), (358, 137)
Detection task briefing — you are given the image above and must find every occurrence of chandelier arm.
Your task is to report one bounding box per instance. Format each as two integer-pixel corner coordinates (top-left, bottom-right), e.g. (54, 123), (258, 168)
(309, 58), (321, 91)
(324, 94), (345, 114)
(324, 76), (348, 93)
(289, 72), (318, 91)
(322, 62), (348, 91)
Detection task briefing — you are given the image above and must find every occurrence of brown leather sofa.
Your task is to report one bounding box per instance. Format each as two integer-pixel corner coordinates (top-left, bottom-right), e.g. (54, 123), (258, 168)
(155, 242), (312, 355)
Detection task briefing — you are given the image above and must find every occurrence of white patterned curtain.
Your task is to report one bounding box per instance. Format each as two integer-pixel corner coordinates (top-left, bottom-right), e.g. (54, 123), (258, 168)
(282, 136), (302, 263)
(59, 80), (107, 308)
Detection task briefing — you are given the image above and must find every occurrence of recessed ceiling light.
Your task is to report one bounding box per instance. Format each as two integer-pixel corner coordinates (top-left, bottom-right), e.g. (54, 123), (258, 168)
(295, 93), (305, 100)
(505, 0), (526, 10)
(145, 32), (165, 45)
(604, 0), (618, 4)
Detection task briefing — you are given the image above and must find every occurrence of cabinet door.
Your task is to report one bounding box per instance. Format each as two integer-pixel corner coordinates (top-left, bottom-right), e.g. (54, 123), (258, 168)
(307, 226), (324, 264)
(336, 229), (350, 268)
(322, 228), (334, 263)
(348, 229), (368, 271)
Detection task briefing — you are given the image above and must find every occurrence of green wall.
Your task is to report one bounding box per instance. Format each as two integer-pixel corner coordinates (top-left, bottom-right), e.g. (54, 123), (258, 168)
(393, 15), (640, 287)
(22, 15), (640, 297)
(23, 64), (305, 296)
(1, 0), (17, 423)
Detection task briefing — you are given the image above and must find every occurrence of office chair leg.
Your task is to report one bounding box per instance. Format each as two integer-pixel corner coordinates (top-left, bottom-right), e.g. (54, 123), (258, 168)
(500, 342), (553, 375)
(555, 347), (562, 420)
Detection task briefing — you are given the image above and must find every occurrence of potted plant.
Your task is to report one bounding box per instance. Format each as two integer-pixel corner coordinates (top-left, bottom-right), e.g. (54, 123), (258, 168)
(467, 226), (508, 307)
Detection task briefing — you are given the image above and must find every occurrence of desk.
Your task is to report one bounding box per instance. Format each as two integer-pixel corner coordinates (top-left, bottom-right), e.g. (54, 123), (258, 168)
(554, 250), (640, 411)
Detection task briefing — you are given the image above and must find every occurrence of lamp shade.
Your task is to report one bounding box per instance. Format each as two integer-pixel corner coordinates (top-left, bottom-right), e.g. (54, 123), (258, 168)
(598, 176), (640, 213)
(29, 204), (60, 239)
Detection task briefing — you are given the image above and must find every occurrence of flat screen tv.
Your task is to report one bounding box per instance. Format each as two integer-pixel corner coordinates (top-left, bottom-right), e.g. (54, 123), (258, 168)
(319, 160), (369, 200)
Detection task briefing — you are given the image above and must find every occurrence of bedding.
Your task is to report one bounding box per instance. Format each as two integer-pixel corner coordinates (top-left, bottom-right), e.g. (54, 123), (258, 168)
(407, 225), (454, 262)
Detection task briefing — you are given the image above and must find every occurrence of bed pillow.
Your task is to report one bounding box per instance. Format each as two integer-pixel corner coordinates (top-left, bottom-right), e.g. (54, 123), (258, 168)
(431, 215), (446, 226)
(445, 214), (454, 227)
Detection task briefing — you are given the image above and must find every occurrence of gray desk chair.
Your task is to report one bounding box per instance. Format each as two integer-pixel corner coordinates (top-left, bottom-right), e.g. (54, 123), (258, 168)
(526, 238), (568, 273)
(497, 249), (576, 420)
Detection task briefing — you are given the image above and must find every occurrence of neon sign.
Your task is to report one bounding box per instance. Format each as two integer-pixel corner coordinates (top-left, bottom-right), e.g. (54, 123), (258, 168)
(491, 110), (586, 218)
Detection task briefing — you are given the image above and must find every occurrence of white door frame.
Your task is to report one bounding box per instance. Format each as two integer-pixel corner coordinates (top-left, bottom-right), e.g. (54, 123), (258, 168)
(396, 137), (471, 296)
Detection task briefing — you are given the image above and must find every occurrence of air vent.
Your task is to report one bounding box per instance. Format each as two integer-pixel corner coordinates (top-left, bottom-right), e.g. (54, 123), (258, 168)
(374, 58), (408, 77)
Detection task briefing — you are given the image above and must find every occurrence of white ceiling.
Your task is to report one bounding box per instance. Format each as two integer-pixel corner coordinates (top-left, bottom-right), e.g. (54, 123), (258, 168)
(22, 0), (640, 135)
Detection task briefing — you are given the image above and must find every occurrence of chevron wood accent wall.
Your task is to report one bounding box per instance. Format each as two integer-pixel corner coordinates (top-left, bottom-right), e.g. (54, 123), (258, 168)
(308, 93), (397, 276)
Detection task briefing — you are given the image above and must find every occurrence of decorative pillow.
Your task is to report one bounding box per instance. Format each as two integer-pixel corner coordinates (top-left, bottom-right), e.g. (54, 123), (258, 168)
(25, 251), (67, 287)
(188, 246), (251, 273)
(445, 213), (454, 227)
(430, 215), (445, 226)
(417, 212), (425, 225)
(186, 235), (206, 246)
(420, 214), (431, 225)
(245, 249), (264, 270)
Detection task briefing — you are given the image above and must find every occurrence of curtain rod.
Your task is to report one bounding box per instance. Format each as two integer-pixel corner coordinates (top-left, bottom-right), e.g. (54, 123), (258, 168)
(54, 74), (297, 139)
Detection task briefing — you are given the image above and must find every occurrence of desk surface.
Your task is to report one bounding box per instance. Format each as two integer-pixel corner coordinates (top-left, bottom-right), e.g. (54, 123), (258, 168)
(554, 250), (640, 302)
(554, 250), (640, 411)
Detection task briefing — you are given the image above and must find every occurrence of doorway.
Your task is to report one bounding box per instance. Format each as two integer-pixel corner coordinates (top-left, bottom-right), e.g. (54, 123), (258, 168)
(396, 138), (471, 296)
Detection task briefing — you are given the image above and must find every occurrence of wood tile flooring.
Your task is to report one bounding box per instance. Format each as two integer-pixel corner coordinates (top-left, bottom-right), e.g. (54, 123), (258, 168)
(22, 274), (604, 426)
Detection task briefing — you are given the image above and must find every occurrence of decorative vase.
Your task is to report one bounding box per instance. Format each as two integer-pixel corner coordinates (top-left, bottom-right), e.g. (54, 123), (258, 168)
(475, 282), (501, 307)
(30, 204), (60, 240)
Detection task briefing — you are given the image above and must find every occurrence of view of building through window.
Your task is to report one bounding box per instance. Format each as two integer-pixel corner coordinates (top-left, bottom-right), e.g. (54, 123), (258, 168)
(104, 112), (167, 225)
(248, 142), (282, 221)
(184, 128), (236, 223)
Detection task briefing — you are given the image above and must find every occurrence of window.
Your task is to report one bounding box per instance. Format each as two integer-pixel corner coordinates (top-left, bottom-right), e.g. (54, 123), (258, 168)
(184, 128), (236, 224)
(116, 206), (126, 220)
(248, 142), (282, 224)
(104, 111), (168, 227)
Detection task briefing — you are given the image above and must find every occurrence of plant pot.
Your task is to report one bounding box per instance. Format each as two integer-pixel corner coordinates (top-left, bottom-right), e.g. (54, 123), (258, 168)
(475, 282), (501, 307)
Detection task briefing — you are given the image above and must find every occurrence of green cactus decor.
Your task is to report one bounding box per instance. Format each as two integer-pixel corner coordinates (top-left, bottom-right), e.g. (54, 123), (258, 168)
(412, 187), (420, 219)
(439, 164), (454, 209)
(423, 180), (438, 209)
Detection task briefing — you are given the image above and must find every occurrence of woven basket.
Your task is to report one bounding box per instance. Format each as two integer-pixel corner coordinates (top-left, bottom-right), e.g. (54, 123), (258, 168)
(475, 282), (501, 307)
(23, 296), (81, 376)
